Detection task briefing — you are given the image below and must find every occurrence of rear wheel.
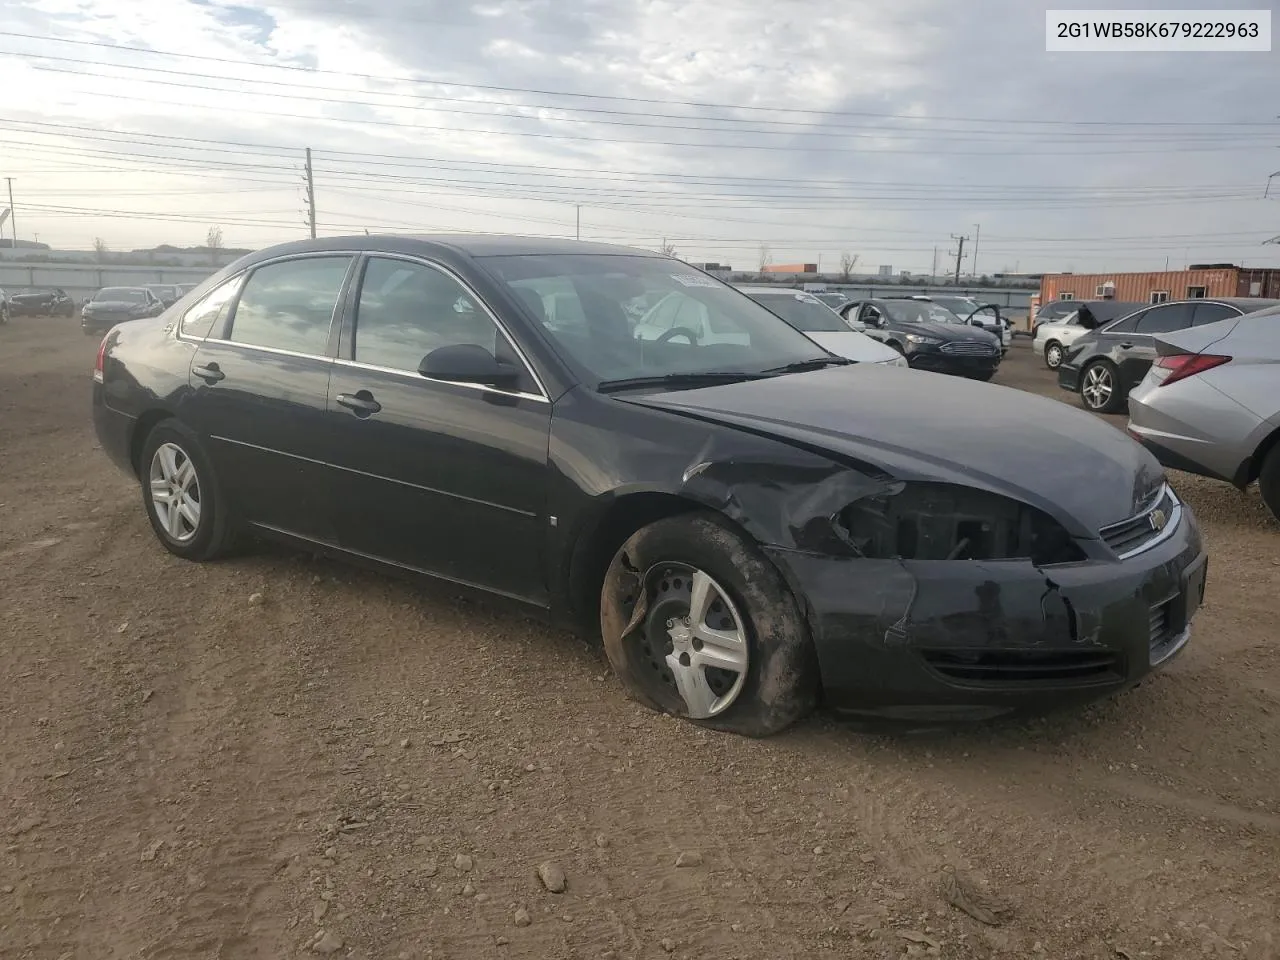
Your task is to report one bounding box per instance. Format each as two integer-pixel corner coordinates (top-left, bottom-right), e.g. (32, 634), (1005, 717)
(1260, 445), (1280, 523)
(139, 421), (238, 561)
(1044, 341), (1064, 369)
(1080, 360), (1124, 414)
(599, 512), (818, 737)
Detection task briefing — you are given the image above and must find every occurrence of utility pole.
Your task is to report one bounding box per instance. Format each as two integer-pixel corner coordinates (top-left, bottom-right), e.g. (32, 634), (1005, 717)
(931, 246), (938, 281)
(304, 148), (316, 239)
(5, 177), (15, 248)
(972, 223), (981, 279)
(949, 234), (969, 283)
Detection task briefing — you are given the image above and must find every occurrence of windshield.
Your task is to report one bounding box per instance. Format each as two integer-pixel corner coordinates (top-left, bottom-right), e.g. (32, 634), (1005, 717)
(745, 292), (849, 332)
(881, 301), (960, 324)
(481, 254), (833, 385)
(926, 296), (980, 315)
(95, 288), (147, 303)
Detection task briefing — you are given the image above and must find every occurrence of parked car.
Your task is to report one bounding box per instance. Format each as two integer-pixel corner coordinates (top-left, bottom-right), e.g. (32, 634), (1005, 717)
(1126, 304), (1280, 521)
(1032, 299), (1085, 337)
(1034, 300), (1146, 369)
(147, 284), (183, 307)
(7, 287), (76, 318)
(901, 295), (1012, 354)
(735, 286), (907, 366)
(1057, 298), (1280, 414)
(81, 286), (166, 335)
(0, 287), (9, 324)
(840, 298), (1002, 379)
(92, 235), (1206, 736)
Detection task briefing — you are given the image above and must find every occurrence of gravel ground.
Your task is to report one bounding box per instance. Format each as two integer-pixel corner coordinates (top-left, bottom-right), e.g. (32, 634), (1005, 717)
(1, 318), (1277, 960)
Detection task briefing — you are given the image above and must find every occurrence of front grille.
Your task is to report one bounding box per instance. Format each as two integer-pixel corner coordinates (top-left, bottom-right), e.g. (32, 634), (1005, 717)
(1099, 484), (1180, 559)
(921, 649), (1122, 685)
(940, 341), (996, 356)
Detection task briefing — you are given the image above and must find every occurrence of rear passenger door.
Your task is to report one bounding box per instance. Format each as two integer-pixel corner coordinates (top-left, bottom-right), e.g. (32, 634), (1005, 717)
(181, 254), (355, 544)
(1116, 302), (1195, 389)
(324, 255), (552, 604)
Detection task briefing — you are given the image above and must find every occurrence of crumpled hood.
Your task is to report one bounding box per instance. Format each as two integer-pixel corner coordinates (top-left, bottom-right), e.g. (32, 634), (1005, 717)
(624, 364), (1164, 535)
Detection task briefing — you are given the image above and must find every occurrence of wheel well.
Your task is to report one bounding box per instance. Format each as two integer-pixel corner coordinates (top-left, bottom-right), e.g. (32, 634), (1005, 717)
(129, 410), (174, 477)
(1248, 424), (1280, 485)
(568, 492), (703, 636)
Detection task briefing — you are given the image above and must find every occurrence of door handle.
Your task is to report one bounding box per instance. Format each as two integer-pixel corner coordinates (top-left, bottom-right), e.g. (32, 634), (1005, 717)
(192, 362), (225, 383)
(336, 391), (382, 417)
(1119, 342), (1134, 349)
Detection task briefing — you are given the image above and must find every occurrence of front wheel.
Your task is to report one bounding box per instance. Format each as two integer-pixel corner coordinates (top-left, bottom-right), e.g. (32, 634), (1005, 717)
(1044, 341), (1064, 369)
(139, 420), (238, 561)
(599, 512), (818, 737)
(1080, 360), (1125, 414)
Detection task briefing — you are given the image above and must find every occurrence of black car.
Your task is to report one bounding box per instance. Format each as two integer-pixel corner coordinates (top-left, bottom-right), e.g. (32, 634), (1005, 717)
(900, 294), (1012, 353)
(92, 235), (1206, 735)
(8, 287), (76, 318)
(841, 298), (1002, 378)
(81, 286), (165, 335)
(1058, 297), (1280, 413)
(0, 287), (9, 324)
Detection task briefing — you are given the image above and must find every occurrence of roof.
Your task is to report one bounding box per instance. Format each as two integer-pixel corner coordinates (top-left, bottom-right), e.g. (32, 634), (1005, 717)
(234, 233), (659, 262)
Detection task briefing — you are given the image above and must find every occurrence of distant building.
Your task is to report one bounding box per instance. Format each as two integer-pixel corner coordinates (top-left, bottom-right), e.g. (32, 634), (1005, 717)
(878, 265), (893, 277)
(691, 261), (732, 277)
(762, 263), (818, 275)
(899, 271), (911, 279)
(1040, 265), (1280, 305)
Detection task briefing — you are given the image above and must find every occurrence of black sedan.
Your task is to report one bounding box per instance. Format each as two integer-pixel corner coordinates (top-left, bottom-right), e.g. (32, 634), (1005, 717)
(92, 235), (1206, 735)
(8, 287), (76, 318)
(81, 286), (165, 335)
(1058, 297), (1280, 413)
(841, 298), (1002, 378)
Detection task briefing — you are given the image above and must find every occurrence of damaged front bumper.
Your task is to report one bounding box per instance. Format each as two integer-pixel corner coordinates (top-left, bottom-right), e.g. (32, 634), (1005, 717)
(764, 504), (1206, 721)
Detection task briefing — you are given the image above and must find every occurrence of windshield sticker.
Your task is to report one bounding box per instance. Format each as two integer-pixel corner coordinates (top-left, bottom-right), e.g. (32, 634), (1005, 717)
(670, 273), (721, 288)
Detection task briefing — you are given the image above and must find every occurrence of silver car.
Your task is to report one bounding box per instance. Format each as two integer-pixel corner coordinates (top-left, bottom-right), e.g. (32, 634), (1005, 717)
(1126, 304), (1280, 521)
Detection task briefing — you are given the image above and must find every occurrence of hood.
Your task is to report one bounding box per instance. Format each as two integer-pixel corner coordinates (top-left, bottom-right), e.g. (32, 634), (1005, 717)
(86, 300), (146, 311)
(892, 320), (999, 344)
(624, 365), (1164, 535)
(806, 330), (904, 364)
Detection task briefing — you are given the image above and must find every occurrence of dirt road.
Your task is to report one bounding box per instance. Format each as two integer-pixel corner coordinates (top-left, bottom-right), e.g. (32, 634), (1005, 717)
(2, 318), (1278, 960)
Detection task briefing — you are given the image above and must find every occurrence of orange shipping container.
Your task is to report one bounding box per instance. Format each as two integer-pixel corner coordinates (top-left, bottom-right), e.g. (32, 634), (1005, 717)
(1039, 268), (1246, 305)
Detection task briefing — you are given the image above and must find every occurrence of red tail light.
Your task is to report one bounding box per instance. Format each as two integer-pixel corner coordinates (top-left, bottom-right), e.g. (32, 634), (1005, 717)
(93, 335), (108, 383)
(1154, 352), (1230, 386)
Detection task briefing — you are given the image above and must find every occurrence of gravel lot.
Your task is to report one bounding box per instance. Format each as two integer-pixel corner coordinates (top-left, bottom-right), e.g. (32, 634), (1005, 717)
(2, 317), (1278, 960)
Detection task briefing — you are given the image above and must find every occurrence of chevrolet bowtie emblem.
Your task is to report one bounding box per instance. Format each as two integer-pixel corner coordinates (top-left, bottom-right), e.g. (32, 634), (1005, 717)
(1149, 508), (1168, 531)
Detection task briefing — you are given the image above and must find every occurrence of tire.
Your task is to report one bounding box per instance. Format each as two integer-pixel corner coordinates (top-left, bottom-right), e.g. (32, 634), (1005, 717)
(1260, 445), (1280, 523)
(1044, 341), (1064, 369)
(139, 420), (238, 561)
(1080, 360), (1125, 414)
(599, 511), (818, 737)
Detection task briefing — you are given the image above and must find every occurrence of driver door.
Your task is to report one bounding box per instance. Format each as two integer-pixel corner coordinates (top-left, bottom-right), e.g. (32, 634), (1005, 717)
(323, 254), (552, 604)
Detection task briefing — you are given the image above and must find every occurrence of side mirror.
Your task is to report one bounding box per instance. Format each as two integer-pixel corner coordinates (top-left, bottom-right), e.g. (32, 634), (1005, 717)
(419, 343), (520, 387)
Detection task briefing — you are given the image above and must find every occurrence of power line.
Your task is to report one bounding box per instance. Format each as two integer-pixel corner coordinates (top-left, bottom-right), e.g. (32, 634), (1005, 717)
(2, 32), (1274, 129)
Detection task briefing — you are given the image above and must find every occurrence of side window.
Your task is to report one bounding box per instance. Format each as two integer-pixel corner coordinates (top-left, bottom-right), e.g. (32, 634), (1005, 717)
(1134, 303), (1195, 334)
(1105, 311), (1143, 334)
(353, 257), (495, 371)
(180, 278), (240, 339)
(1192, 303), (1238, 326)
(228, 256), (352, 355)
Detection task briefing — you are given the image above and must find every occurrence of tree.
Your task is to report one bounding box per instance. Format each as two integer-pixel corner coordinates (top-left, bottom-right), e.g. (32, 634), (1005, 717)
(92, 237), (109, 262)
(206, 225), (224, 266)
(659, 238), (678, 258)
(840, 252), (858, 281)
(758, 243), (772, 275)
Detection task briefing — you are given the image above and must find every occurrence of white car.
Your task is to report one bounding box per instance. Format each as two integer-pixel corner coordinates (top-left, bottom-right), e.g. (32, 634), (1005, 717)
(1034, 301), (1146, 369)
(734, 287), (909, 366)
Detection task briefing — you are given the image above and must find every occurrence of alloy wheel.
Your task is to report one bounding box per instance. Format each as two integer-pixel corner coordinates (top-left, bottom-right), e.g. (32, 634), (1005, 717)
(636, 564), (749, 719)
(1082, 365), (1113, 410)
(148, 442), (202, 542)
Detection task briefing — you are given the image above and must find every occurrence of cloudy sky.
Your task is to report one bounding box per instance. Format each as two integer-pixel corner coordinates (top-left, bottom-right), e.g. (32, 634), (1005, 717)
(0, 0), (1277, 274)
